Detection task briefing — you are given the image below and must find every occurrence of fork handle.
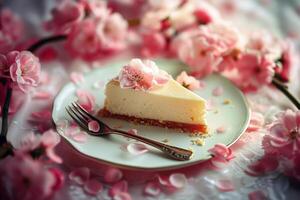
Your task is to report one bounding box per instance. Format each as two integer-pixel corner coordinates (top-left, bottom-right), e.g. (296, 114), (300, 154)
(110, 129), (193, 161)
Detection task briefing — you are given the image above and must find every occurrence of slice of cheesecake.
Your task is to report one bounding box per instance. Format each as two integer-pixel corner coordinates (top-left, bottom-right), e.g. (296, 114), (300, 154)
(99, 59), (207, 133)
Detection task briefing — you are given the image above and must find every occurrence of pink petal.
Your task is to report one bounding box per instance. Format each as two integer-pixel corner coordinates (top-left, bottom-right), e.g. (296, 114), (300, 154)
(282, 110), (297, 131)
(46, 149), (63, 164)
(169, 173), (187, 189)
(70, 72), (85, 85)
(270, 123), (288, 138)
(144, 182), (161, 196)
(108, 180), (128, 197)
(212, 86), (224, 96)
(113, 192), (132, 200)
(127, 129), (137, 135)
(64, 125), (80, 137)
(69, 167), (90, 185)
(84, 179), (103, 195)
(76, 89), (96, 112)
(32, 91), (52, 100)
(216, 125), (227, 133)
(126, 142), (148, 155)
(104, 168), (123, 183)
(246, 156), (278, 176)
(158, 175), (171, 186)
(88, 120), (100, 132)
(72, 132), (87, 143)
(206, 99), (216, 111)
(247, 112), (264, 132)
(248, 190), (267, 200)
(215, 179), (235, 192)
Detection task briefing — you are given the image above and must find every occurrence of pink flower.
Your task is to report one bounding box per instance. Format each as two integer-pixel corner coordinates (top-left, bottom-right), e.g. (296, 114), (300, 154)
(76, 89), (96, 112)
(141, 31), (167, 57)
(262, 109), (300, 159)
(118, 59), (170, 90)
(0, 153), (64, 200)
(276, 41), (294, 82)
(45, 0), (84, 34)
(19, 130), (62, 163)
(176, 71), (200, 90)
(234, 53), (275, 92)
(171, 23), (242, 77)
(208, 144), (234, 168)
(97, 12), (128, 51)
(9, 51), (41, 92)
(65, 18), (103, 61)
(0, 9), (24, 54)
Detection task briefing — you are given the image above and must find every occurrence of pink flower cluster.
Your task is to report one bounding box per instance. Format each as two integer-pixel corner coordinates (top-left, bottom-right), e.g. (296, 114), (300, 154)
(118, 58), (170, 90)
(0, 9), (24, 54)
(47, 0), (128, 61)
(0, 130), (64, 200)
(247, 110), (300, 181)
(0, 51), (41, 92)
(140, 0), (220, 57)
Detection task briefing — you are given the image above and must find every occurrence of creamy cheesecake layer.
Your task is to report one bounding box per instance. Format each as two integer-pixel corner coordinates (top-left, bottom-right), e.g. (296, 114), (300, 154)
(104, 79), (206, 125)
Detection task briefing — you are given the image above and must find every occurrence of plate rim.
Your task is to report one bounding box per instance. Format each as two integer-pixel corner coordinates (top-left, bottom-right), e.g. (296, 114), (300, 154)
(52, 65), (251, 171)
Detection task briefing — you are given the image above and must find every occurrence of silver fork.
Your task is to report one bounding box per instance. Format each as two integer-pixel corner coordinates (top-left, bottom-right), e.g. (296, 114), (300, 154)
(65, 102), (193, 161)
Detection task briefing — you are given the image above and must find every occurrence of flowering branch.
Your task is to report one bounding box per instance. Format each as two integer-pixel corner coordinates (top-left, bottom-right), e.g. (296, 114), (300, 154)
(27, 35), (67, 52)
(272, 77), (300, 109)
(0, 82), (12, 144)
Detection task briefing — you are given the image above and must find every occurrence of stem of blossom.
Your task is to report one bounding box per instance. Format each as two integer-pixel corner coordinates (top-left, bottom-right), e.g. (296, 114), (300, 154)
(0, 83), (12, 144)
(272, 78), (300, 109)
(27, 35), (67, 53)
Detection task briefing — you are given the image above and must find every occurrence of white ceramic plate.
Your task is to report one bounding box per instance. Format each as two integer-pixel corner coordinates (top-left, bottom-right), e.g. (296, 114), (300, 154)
(52, 59), (250, 171)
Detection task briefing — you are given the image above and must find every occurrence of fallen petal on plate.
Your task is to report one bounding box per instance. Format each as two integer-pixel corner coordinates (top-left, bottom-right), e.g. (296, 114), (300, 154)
(104, 168), (123, 183)
(69, 167), (90, 185)
(70, 72), (85, 85)
(113, 192), (132, 200)
(169, 173), (187, 188)
(144, 182), (161, 196)
(108, 180), (128, 197)
(206, 99), (216, 111)
(64, 125), (80, 137)
(88, 120), (100, 132)
(126, 143), (148, 155)
(84, 179), (103, 195)
(127, 129), (138, 135)
(212, 86), (224, 96)
(72, 132), (87, 143)
(216, 125), (227, 133)
(215, 179), (235, 192)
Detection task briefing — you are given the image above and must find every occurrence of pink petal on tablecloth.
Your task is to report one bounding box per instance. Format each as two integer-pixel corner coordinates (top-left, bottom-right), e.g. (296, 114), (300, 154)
(108, 180), (128, 197)
(246, 156), (279, 176)
(216, 125), (227, 133)
(88, 120), (100, 132)
(84, 179), (103, 195)
(144, 182), (161, 196)
(104, 168), (123, 183)
(169, 173), (187, 189)
(212, 86), (224, 96)
(70, 72), (85, 85)
(72, 132), (87, 143)
(32, 91), (52, 100)
(113, 192), (132, 200)
(69, 167), (90, 185)
(158, 175), (171, 186)
(127, 129), (138, 135)
(248, 190), (267, 200)
(126, 143), (148, 155)
(215, 179), (235, 192)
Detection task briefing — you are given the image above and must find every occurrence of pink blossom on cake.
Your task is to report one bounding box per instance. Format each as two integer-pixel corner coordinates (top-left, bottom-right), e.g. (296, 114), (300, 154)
(118, 59), (170, 90)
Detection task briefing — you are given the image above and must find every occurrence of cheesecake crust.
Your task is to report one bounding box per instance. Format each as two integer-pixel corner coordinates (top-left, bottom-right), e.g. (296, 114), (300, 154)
(99, 108), (208, 134)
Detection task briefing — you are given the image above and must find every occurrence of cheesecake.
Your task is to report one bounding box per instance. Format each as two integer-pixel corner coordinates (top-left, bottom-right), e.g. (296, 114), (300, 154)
(99, 59), (207, 133)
